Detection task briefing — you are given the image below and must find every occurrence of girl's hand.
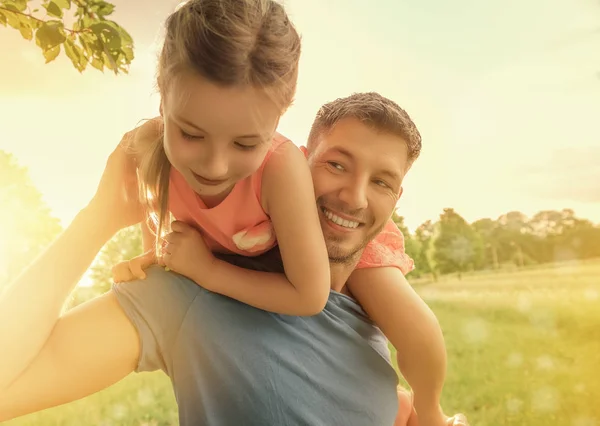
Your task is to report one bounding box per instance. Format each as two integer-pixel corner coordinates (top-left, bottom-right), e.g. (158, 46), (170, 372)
(112, 250), (157, 283)
(160, 221), (216, 287)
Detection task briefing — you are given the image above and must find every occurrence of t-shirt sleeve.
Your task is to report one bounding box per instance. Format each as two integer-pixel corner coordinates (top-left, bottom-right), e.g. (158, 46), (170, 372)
(355, 218), (415, 275)
(112, 265), (201, 374)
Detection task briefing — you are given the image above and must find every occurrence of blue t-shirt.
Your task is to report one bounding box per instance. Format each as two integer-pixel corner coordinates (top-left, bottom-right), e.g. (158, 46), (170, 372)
(113, 260), (399, 425)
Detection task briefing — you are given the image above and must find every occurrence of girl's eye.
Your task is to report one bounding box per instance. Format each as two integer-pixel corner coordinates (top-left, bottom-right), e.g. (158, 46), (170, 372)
(234, 142), (258, 151)
(180, 129), (204, 140)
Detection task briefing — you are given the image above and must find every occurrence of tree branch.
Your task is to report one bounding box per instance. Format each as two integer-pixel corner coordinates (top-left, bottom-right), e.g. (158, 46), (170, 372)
(0, 6), (90, 34)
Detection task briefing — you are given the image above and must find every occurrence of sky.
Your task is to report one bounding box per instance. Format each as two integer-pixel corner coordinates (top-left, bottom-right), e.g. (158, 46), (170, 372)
(1, 0), (599, 232)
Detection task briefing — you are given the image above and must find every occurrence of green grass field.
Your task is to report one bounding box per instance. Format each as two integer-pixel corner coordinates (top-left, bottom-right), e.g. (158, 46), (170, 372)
(6, 259), (600, 425)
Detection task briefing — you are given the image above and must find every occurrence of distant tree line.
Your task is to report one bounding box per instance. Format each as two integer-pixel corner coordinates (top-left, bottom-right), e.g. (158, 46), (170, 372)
(393, 208), (600, 279)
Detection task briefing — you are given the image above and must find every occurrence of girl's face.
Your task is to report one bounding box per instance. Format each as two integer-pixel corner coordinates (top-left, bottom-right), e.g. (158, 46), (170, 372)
(162, 72), (282, 203)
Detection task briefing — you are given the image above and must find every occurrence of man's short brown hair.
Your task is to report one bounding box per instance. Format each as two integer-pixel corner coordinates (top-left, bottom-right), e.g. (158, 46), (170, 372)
(307, 92), (422, 164)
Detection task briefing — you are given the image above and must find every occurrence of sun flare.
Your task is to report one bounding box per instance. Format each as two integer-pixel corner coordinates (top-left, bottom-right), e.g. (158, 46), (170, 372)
(0, 225), (10, 283)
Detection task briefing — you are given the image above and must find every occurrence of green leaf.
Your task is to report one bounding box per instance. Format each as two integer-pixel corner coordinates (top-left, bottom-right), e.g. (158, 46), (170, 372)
(53, 0), (71, 9)
(98, 3), (115, 16)
(43, 44), (60, 63)
(2, 4), (21, 29)
(35, 21), (66, 51)
(64, 37), (86, 72)
(17, 13), (37, 29)
(0, 12), (7, 27)
(105, 20), (133, 45)
(18, 22), (32, 40)
(121, 45), (134, 61)
(102, 48), (117, 72)
(90, 1), (115, 16)
(44, 1), (63, 18)
(90, 56), (104, 71)
(23, 15), (42, 30)
(107, 35), (121, 50)
(78, 33), (93, 56)
(5, 0), (27, 12)
(16, 0), (27, 12)
(81, 14), (93, 28)
(90, 21), (121, 47)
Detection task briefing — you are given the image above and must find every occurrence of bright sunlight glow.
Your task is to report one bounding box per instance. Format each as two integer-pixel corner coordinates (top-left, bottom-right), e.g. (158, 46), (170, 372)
(0, 226), (10, 284)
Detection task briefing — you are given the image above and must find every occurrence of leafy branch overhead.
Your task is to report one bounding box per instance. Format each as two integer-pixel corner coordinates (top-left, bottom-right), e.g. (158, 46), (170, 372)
(0, 0), (134, 74)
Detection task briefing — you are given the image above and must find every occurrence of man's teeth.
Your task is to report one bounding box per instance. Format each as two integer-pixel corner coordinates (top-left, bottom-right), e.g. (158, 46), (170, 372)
(324, 209), (359, 229)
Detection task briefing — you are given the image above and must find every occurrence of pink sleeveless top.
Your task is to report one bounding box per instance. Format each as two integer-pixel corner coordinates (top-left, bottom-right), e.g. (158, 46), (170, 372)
(355, 219), (414, 275)
(168, 133), (414, 273)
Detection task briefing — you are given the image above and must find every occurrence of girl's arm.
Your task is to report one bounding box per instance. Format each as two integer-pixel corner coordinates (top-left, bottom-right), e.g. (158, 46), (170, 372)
(203, 142), (331, 315)
(346, 267), (448, 425)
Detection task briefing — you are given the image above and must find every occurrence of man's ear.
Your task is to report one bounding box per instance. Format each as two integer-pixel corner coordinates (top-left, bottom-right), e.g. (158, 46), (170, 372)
(299, 146), (308, 159)
(159, 102), (164, 117)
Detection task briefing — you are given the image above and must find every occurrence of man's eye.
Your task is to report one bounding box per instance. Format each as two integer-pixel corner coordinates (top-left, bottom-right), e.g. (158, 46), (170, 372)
(374, 179), (390, 188)
(328, 161), (345, 171)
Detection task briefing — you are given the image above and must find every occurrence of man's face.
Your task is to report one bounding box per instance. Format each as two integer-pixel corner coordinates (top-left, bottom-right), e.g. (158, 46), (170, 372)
(307, 118), (411, 264)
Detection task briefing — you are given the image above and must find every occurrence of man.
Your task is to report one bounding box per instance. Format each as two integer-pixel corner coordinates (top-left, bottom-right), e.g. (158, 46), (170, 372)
(0, 93), (467, 425)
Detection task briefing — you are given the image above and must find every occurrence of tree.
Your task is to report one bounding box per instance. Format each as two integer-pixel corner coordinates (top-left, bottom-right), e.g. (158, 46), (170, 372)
(391, 210), (421, 274)
(529, 209), (600, 262)
(0, 151), (62, 287)
(68, 224), (143, 307)
(413, 220), (436, 279)
(472, 218), (500, 270)
(495, 211), (534, 267)
(569, 220), (600, 260)
(92, 225), (142, 292)
(0, 0), (134, 74)
(431, 208), (483, 278)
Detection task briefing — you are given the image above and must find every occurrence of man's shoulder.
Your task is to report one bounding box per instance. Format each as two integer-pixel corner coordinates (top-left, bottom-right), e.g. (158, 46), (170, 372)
(111, 266), (202, 373)
(113, 266), (201, 309)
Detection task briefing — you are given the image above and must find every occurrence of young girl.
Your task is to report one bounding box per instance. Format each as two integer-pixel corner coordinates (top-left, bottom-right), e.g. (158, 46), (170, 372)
(112, 0), (331, 316)
(111, 1), (461, 424)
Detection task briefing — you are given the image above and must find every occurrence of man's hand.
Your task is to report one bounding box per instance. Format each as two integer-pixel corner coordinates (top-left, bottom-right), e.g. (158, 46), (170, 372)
(394, 389), (418, 425)
(88, 130), (145, 234)
(112, 250), (157, 283)
(394, 389), (470, 426)
(445, 413), (469, 426)
(160, 221), (216, 286)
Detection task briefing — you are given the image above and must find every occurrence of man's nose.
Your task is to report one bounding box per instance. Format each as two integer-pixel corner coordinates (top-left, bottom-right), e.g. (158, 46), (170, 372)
(338, 178), (368, 211)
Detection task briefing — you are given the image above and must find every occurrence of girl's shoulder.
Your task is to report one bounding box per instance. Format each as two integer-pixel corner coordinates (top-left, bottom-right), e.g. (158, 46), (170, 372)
(356, 219), (415, 275)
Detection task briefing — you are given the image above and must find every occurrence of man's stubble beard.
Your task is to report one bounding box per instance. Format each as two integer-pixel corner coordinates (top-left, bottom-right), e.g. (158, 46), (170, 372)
(315, 194), (388, 266)
(326, 222), (386, 266)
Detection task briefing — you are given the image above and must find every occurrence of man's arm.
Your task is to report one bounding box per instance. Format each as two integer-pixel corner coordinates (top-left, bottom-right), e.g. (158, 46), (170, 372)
(0, 207), (119, 391)
(0, 292), (140, 421)
(0, 136), (144, 413)
(347, 267), (447, 424)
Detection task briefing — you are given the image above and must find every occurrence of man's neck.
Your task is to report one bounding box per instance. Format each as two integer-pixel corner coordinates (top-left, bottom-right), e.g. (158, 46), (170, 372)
(329, 261), (358, 292)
